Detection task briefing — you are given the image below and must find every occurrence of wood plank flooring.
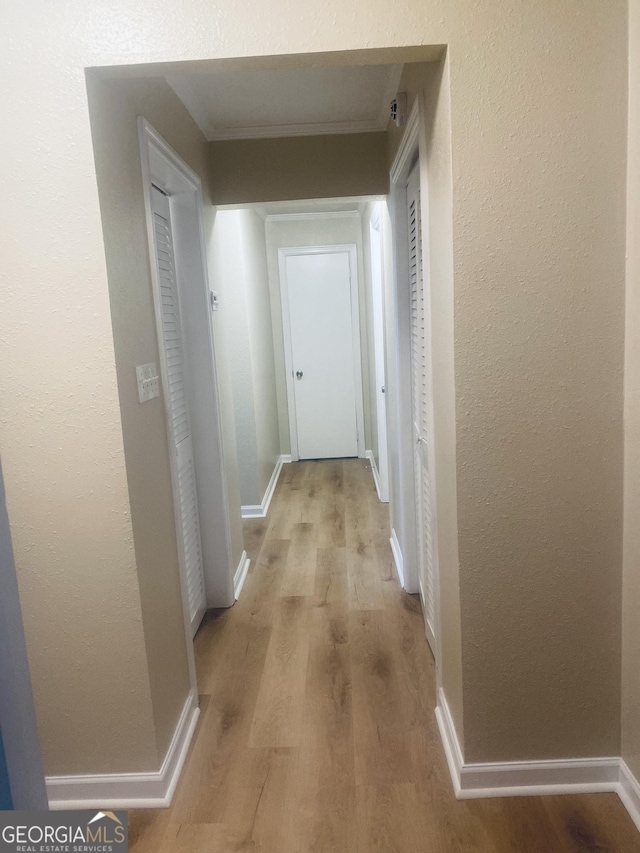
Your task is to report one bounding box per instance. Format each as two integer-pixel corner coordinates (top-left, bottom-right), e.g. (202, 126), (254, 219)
(130, 459), (640, 852)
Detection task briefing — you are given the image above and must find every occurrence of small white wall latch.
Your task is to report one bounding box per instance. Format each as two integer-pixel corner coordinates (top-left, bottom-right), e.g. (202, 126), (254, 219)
(136, 363), (160, 403)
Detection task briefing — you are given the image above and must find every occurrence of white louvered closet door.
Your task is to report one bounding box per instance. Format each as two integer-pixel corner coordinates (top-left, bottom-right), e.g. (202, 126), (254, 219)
(407, 162), (436, 655)
(151, 186), (206, 637)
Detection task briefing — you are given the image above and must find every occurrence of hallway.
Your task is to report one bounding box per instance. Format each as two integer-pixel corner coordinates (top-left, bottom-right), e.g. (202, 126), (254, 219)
(130, 460), (640, 852)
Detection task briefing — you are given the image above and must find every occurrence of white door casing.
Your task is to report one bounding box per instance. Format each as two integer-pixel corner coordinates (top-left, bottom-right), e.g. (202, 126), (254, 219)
(151, 186), (206, 636)
(279, 245), (365, 461)
(369, 204), (390, 502)
(407, 161), (436, 655)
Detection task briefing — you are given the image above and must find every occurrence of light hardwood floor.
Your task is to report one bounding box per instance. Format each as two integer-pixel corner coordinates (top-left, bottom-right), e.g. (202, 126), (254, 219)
(130, 459), (640, 852)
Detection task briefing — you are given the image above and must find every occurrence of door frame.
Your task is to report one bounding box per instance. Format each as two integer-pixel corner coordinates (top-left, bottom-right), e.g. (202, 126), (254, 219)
(369, 203), (390, 502)
(278, 244), (366, 461)
(388, 96), (441, 672)
(138, 119), (235, 686)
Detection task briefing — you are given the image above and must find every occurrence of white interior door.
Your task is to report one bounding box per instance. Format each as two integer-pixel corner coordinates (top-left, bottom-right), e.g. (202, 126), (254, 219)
(370, 207), (390, 502)
(407, 163), (436, 654)
(283, 249), (361, 460)
(151, 185), (206, 637)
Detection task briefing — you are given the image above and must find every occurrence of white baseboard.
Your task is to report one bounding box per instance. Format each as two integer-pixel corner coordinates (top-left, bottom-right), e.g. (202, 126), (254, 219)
(365, 449), (389, 503)
(241, 505), (263, 518)
(47, 690), (199, 810)
(390, 528), (405, 588)
(241, 455), (288, 519)
(619, 759), (640, 832)
(435, 687), (463, 796)
(436, 687), (619, 798)
(233, 550), (250, 600)
(435, 687), (640, 831)
(281, 454), (293, 463)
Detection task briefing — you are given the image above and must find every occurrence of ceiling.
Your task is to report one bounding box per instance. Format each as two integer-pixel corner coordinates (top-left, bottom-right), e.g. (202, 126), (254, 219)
(166, 64), (403, 142)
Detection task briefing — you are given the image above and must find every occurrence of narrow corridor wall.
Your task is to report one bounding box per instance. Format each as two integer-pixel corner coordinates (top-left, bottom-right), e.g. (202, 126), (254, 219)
(209, 133), (389, 205)
(360, 202), (381, 472)
(622, 0), (640, 786)
(209, 209), (280, 510)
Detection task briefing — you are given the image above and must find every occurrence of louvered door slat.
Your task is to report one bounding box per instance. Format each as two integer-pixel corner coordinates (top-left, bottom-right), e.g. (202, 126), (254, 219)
(151, 186), (206, 636)
(407, 163), (436, 655)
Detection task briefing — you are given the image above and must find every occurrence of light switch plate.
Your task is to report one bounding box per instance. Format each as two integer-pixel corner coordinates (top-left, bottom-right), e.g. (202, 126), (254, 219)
(136, 363), (160, 403)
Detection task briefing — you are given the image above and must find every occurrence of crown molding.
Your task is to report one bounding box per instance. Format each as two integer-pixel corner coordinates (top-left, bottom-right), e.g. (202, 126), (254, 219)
(207, 118), (384, 141)
(266, 210), (360, 222)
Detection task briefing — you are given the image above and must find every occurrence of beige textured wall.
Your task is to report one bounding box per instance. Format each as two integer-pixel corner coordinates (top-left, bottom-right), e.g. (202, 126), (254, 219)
(86, 75), (211, 764)
(209, 134), (388, 205)
(449, 5), (626, 759)
(623, 0), (640, 784)
(0, 0), (627, 777)
(264, 216), (372, 456)
(389, 39), (625, 758)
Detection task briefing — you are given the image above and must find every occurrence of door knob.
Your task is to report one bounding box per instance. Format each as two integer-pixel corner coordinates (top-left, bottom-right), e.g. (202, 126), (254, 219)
(296, 370), (304, 379)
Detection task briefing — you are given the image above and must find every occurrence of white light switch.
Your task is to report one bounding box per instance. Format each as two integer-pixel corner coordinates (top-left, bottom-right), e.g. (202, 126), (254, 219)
(136, 363), (160, 403)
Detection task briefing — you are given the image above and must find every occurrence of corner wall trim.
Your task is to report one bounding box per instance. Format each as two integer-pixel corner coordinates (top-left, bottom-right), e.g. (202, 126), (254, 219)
(46, 690), (200, 810)
(619, 760), (640, 832)
(233, 551), (251, 600)
(366, 450), (383, 503)
(241, 455), (289, 519)
(435, 687), (463, 796)
(435, 687), (640, 830)
(389, 528), (405, 589)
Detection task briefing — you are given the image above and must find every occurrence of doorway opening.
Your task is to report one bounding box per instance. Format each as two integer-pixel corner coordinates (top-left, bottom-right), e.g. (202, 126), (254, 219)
(207, 196), (392, 579)
(82, 48), (451, 812)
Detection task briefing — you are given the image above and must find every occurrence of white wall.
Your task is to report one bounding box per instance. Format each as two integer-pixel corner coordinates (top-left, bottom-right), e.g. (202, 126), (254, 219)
(362, 196), (410, 558)
(265, 215), (372, 457)
(360, 202), (383, 471)
(362, 202), (393, 482)
(209, 209), (280, 510)
(205, 211), (245, 571)
(240, 211), (281, 499)
(380, 203), (400, 529)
